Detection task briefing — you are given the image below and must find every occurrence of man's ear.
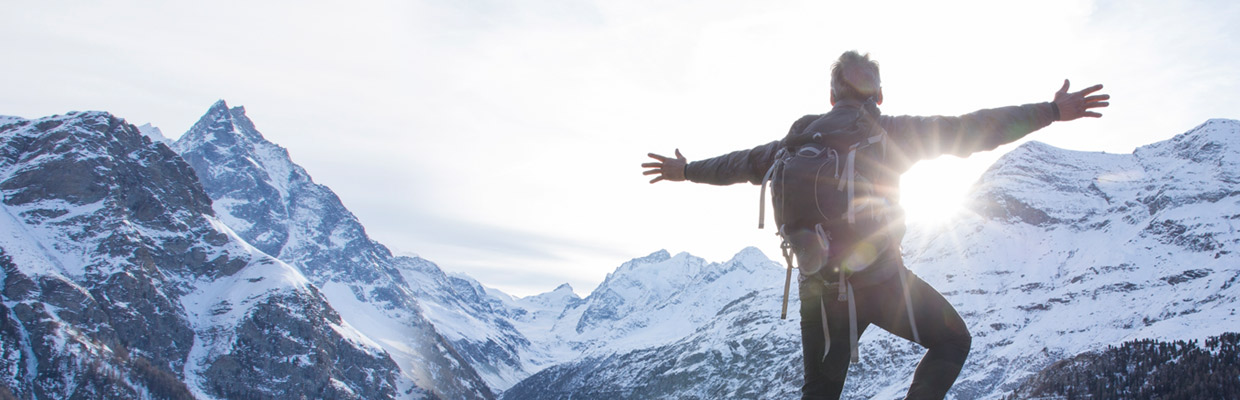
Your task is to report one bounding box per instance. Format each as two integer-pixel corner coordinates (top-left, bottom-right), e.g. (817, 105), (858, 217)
(830, 91), (837, 106)
(876, 89), (884, 105)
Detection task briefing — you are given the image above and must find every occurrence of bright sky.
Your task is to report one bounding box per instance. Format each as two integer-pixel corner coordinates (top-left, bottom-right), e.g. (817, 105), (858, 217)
(2, 0), (1236, 297)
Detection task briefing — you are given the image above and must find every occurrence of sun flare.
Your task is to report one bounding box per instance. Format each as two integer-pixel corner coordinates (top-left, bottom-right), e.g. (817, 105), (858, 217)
(898, 159), (979, 226)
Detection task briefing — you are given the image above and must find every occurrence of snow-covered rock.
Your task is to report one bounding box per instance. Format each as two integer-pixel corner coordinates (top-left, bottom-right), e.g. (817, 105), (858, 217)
(4, 102), (1234, 400)
(0, 111), (400, 399)
(501, 119), (1240, 399)
(172, 100), (498, 398)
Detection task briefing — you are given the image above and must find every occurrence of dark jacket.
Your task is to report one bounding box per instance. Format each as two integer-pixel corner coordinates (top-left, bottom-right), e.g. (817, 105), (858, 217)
(685, 100), (1059, 283)
(685, 100), (1059, 186)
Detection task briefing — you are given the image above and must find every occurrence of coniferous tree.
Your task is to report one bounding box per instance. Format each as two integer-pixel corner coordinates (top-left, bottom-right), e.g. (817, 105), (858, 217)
(1004, 333), (1240, 399)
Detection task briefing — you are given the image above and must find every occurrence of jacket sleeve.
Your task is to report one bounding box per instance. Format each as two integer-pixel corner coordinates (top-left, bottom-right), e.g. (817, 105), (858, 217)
(880, 102), (1058, 171)
(684, 140), (782, 186)
(683, 114), (822, 186)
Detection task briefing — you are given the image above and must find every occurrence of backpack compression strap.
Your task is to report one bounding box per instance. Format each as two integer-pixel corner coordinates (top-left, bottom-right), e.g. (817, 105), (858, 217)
(757, 148), (790, 229)
(837, 130), (888, 224)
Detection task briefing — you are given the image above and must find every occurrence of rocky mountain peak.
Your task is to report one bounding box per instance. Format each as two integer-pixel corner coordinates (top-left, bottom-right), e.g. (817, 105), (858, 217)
(0, 110), (404, 399)
(1140, 118), (1240, 161)
(966, 119), (1240, 227)
(137, 123), (172, 146)
(1, 111), (214, 225)
(179, 99), (267, 151)
(618, 249), (672, 270)
(171, 102), (497, 398)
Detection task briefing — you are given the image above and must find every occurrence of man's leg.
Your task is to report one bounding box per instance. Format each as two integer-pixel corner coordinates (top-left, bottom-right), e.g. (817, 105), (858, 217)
(869, 270), (972, 400)
(800, 281), (869, 400)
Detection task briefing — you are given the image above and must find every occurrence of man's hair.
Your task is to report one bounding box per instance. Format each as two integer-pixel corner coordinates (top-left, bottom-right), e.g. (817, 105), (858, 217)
(830, 51), (881, 102)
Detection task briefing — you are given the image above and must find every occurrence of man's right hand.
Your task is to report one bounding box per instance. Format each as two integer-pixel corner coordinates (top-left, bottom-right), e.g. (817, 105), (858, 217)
(642, 149), (687, 184)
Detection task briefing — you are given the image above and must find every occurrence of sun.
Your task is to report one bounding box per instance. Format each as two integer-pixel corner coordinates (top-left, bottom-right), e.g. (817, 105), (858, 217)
(897, 158), (979, 226)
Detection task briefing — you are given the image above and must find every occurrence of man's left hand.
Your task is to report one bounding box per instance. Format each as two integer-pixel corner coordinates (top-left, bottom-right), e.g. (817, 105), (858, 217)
(1054, 79), (1110, 121)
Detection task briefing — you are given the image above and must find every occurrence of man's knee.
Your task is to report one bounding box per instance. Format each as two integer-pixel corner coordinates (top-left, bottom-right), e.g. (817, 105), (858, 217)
(940, 324), (971, 363)
(921, 314), (971, 362)
(940, 307), (971, 354)
(957, 329), (973, 356)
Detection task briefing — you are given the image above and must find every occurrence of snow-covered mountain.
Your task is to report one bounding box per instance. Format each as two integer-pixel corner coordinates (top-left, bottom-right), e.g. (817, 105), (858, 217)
(2, 100), (1234, 399)
(171, 100), (525, 397)
(496, 119), (1240, 399)
(164, 100), (809, 395)
(0, 112), (402, 399)
(501, 248), (803, 399)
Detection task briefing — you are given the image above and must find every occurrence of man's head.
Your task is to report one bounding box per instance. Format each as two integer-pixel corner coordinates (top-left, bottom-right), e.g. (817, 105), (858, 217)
(830, 51), (882, 105)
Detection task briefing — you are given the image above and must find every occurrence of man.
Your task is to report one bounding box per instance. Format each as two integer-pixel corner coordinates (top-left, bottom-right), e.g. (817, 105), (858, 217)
(641, 51), (1109, 400)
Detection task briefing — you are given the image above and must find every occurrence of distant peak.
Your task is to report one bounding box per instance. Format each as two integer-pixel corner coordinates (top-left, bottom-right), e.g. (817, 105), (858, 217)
(735, 246), (766, 258)
(554, 283), (574, 292)
(730, 246), (769, 262)
(176, 100), (272, 149)
(1014, 140), (1057, 152)
(982, 140), (1073, 174)
(999, 140), (1070, 162)
(616, 250), (672, 271)
(642, 249), (671, 262)
(1132, 118), (1239, 162)
(1177, 118), (1239, 147)
(137, 123), (171, 145)
(208, 99), (246, 117)
(209, 99), (229, 113)
(205, 99), (249, 121)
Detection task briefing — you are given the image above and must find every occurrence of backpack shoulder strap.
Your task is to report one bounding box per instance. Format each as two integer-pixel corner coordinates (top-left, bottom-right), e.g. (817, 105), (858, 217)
(759, 113), (824, 229)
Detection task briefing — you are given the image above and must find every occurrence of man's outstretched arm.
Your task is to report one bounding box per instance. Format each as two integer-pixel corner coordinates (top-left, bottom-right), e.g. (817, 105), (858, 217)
(643, 140), (783, 186)
(882, 79), (1110, 167)
(642, 114), (818, 186)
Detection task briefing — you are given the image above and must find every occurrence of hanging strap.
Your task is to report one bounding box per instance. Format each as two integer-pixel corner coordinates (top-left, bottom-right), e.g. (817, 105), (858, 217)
(897, 267), (922, 344)
(779, 239), (794, 320)
(820, 292), (831, 360)
(757, 148), (789, 229)
(846, 282), (859, 364)
(820, 281), (860, 364)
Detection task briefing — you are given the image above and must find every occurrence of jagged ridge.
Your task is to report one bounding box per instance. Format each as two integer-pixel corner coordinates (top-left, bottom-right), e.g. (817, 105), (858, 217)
(0, 111), (400, 399)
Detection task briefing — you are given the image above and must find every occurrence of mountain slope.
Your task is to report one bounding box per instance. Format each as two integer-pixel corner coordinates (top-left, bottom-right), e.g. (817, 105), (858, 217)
(500, 119), (1240, 399)
(172, 100), (522, 396)
(895, 119), (1240, 399)
(0, 112), (402, 399)
(7, 105), (1232, 399)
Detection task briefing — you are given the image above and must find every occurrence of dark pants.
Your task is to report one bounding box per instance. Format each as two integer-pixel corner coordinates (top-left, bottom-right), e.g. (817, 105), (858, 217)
(799, 266), (971, 400)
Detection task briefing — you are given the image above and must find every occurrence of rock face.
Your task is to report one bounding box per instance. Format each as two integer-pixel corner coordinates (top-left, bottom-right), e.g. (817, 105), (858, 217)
(173, 101), (389, 283)
(0, 112), (400, 399)
(172, 100), (508, 398)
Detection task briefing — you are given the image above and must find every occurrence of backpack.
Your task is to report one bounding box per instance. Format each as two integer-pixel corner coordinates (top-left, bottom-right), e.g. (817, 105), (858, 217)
(760, 100), (896, 280)
(761, 101), (921, 357)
